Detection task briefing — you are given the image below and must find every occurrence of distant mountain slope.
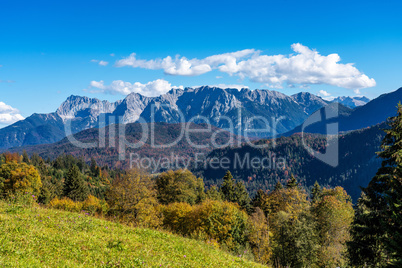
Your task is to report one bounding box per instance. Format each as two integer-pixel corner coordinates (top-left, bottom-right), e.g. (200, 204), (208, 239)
(291, 92), (329, 114)
(10, 122), (243, 171)
(331, 96), (370, 108)
(0, 87), (329, 149)
(286, 87), (402, 135)
(197, 123), (385, 201)
(0, 113), (65, 149)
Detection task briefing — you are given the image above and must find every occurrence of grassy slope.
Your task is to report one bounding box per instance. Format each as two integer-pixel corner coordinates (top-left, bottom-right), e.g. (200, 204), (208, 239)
(0, 201), (265, 268)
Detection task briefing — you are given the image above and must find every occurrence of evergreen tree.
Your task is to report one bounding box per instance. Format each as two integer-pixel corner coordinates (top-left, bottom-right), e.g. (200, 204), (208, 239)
(253, 189), (269, 212)
(90, 157), (100, 178)
(286, 174), (298, 189)
(219, 171), (236, 202)
(348, 192), (387, 267)
(22, 150), (30, 164)
(311, 181), (322, 202)
(274, 181), (283, 191)
(234, 181), (252, 213)
(349, 103), (402, 266)
(63, 165), (89, 201)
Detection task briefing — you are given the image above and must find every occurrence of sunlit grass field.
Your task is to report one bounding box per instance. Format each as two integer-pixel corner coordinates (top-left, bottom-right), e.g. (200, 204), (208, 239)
(0, 201), (265, 267)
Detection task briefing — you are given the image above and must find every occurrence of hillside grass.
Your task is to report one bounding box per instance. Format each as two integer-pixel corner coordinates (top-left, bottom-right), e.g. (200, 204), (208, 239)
(0, 201), (265, 267)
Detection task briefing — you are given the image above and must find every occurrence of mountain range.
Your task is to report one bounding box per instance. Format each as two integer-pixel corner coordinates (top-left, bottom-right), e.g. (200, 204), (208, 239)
(286, 87), (402, 136)
(331, 96), (370, 108)
(0, 86), (333, 149)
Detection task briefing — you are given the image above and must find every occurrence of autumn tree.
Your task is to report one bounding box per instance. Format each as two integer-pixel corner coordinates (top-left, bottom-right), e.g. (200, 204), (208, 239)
(249, 207), (271, 264)
(312, 187), (354, 267)
(205, 185), (222, 201)
(0, 160), (42, 197)
(107, 169), (161, 227)
(267, 186), (317, 267)
(156, 169), (205, 205)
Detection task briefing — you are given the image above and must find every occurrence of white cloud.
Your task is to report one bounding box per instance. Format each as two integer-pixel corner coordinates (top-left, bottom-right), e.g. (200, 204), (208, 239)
(0, 80), (15, 83)
(318, 90), (331, 97)
(86, 79), (182, 97)
(115, 44), (376, 90)
(114, 49), (256, 76)
(193, 84), (249, 91)
(317, 90), (335, 101)
(90, 59), (109, 66)
(0, 102), (24, 126)
(110, 53), (115, 57)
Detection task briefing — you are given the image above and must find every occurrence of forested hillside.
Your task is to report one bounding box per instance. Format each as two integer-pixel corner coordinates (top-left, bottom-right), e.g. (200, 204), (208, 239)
(199, 123), (385, 201)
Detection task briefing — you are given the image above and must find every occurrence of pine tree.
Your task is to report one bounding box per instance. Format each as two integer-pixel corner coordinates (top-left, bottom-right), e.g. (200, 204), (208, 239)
(286, 175), (298, 189)
(220, 171), (236, 202)
(311, 181), (322, 202)
(274, 181), (283, 191)
(349, 103), (402, 266)
(22, 150), (30, 164)
(234, 181), (252, 213)
(90, 158), (100, 178)
(348, 192), (387, 267)
(63, 165), (89, 201)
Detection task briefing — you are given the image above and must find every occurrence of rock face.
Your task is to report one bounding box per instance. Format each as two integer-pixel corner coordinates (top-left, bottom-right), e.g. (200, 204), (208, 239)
(331, 96), (370, 108)
(0, 86), (332, 149)
(56, 95), (120, 122)
(291, 92), (329, 115)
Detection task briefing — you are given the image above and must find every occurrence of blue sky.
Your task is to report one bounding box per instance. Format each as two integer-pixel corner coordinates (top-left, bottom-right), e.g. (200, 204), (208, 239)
(1, 0), (402, 126)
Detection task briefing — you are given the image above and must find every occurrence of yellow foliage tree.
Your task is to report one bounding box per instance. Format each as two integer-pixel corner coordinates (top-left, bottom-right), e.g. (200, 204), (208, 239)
(0, 161), (42, 197)
(313, 186), (354, 267)
(106, 169), (161, 228)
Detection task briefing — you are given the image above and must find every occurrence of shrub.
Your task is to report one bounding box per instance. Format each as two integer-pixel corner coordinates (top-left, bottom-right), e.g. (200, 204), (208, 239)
(161, 202), (193, 234)
(162, 200), (251, 252)
(82, 195), (109, 215)
(49, 197), (83, 212)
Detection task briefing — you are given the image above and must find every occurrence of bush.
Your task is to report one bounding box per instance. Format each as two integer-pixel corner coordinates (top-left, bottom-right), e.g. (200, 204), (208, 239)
(162, 200), (251, 252)
(161, 202), (193, 234)
(82, 195), (109, 215)
(49, 197), (83, 212)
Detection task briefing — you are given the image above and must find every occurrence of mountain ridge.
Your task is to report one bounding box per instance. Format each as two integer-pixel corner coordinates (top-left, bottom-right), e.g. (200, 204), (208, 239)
(0, 86), (331, 149)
